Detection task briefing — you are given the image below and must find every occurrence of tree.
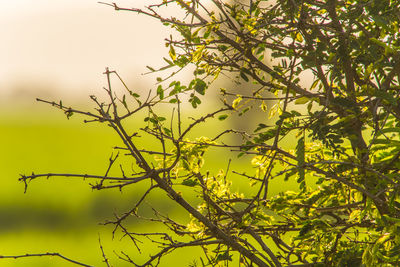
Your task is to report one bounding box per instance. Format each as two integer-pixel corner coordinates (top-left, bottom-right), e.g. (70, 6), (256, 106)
(14, 0), (400, 266)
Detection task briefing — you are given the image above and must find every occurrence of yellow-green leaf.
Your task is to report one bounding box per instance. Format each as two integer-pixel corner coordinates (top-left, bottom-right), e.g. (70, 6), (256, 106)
(296, 32), (303, 42)
(232, 96), (242, 109)
(260, 101), (267, 112)
(192, 45), (205, 62)
(295, 96), (310, 105)
(169, 45), (176, 61)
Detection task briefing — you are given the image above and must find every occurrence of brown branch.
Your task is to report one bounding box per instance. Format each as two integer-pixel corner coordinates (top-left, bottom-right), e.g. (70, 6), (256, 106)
(98, 235), (111, 267)
(98, 1), (206, 27)
(0, 253), (93, 267)
(36, 98), (106, 122)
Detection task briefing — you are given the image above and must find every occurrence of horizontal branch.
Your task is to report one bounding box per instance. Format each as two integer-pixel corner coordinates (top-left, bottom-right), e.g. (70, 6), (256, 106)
(36, 98), (107, 122)
(19, 172), (150, 193)
(0, 253), (92, 267)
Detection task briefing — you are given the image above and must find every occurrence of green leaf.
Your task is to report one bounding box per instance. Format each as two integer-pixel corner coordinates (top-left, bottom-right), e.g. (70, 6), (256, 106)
(299, 221), (312, 236)
(218, 44), (228, 51)
(194, 68), (205, 75)
(218, 114), (228, 121)
(192, 45), (205, 62)
(377, 128), (400, 136)
(169, 45), (176, 61)
(372, 139), (400, 146)
(182, 158), (190, 170)
(181, 179), (198, 187)
(146, 65), (155, 72)
(131, 92), (140, 98)
(374, 90), (397, 105)
(149, 118), (158, 124)
(163, 57), (174, 66)
(194, 79), (207, 95)
(295, 96), (310, 105)
(163, 127), (172, 136)
(255, 123), (269, 132)
(157, 85), (164, 100)
(240, 71), (249, 82)
(216, 251), (232, 262)
(189, 95), (201, 108)
(203, 29), (211, 39)
(296, 136), (305, 184)
(309, 80), (319, 90)
(121, 95), (128, 109)
(371, 15), (394, 33)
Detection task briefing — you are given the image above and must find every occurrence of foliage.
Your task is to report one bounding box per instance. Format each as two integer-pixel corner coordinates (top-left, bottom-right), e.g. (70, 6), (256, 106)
(16, 0), (400, 266)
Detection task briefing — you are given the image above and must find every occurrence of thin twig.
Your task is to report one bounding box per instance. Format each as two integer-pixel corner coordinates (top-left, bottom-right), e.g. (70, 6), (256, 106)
(0, 253), (93, 267)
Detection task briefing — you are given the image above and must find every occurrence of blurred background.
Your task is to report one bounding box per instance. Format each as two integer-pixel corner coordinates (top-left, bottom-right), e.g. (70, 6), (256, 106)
(0, 0), (173, 102)
(1, 1), (285, 266)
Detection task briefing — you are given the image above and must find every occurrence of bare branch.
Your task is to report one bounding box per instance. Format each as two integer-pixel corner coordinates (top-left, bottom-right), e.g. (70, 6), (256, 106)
(0, 253), (93, 267)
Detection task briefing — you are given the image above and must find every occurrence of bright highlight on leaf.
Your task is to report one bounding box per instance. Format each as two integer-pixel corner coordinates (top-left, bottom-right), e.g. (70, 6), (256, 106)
(169, 45), (176, 61)
(295, 32), (303, 42)
(232, 96), (242, 109)
(260, 101), (267, 112)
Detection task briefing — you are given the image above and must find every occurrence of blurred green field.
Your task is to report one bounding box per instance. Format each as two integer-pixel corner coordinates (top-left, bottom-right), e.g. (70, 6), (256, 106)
(0, 103), (298, 266)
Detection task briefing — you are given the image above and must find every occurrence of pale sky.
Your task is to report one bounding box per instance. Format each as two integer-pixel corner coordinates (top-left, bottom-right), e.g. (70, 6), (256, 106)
(1, 0), (177, 102)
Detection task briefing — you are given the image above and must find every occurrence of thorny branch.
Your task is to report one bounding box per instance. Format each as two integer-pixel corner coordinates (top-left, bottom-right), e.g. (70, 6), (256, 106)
(0, 253), (93, 267)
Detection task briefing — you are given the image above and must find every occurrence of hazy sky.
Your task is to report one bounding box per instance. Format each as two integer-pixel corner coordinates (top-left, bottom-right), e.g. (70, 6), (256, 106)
(1, 0), (176, 101)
